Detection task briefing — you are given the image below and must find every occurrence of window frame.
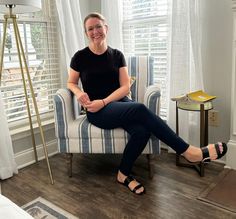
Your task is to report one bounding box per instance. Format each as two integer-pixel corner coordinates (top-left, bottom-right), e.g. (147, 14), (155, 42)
(0, 0), (60, 131)
(122, 0), (170, 119)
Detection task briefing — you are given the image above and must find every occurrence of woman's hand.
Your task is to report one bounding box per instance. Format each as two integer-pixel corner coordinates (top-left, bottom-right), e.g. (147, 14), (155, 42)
(76, 92), (91, 107)
(67, 68), (91, 108)
(85, 99), (105, 113)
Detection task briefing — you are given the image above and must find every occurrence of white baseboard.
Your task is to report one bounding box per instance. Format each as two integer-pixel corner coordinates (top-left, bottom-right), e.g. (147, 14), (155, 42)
(14, 140), (58, 169)
(226, 139), (236, 169)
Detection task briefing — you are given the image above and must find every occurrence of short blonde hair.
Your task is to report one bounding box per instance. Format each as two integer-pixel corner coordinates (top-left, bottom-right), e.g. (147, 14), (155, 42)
(83, 12), (106, 32)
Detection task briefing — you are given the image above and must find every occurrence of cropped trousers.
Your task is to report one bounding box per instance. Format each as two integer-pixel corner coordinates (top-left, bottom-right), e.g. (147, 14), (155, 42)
(87, 97), (189, 176)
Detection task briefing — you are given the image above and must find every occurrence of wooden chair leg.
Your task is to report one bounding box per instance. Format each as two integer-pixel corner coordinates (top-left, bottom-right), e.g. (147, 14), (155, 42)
(147, 154), (154, 179)
(65, 153), (73, 177)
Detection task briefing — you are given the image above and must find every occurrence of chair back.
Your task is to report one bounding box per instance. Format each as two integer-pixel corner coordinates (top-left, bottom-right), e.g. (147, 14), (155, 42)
(126, 56), (154, 103)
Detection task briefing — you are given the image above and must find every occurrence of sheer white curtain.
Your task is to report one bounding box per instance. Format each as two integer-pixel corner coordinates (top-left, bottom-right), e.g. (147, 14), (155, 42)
(0, 93), (18, 180)
(167, 0), (204, 148)
(101, 0), (123, 51)
(55, 0), (85, 69)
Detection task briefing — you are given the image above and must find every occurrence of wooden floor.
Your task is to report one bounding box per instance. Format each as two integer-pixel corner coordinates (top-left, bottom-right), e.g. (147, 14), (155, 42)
(1, 150), (235, 219)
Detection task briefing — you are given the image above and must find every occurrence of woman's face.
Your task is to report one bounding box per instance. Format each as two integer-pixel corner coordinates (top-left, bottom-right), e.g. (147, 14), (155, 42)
(85, 17), (107, 45)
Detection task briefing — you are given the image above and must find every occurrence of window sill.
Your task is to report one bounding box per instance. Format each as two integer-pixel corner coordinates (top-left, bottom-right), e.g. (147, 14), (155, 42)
(9, 112), (55, 140)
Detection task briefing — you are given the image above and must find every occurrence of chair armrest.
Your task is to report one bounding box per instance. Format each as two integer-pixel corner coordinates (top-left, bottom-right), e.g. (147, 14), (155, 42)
(144, 85), (161, 115)
(54, 88), (77, 138)
(54, 88), (75, 121)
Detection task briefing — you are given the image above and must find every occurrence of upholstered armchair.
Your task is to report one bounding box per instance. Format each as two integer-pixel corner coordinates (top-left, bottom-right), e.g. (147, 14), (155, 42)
(54, 56), (161, 178)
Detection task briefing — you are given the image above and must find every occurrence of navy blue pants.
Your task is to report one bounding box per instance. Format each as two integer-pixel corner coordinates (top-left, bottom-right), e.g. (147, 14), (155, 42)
(87, 97), (189, 176)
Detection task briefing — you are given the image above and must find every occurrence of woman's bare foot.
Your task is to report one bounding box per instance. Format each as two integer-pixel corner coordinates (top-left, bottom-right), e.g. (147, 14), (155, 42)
(182, 143), (224, 162)
(117, 170), (145, 194)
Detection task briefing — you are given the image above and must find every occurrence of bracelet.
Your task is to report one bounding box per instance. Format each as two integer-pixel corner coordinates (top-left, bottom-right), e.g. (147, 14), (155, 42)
(102, 99), (106, 107)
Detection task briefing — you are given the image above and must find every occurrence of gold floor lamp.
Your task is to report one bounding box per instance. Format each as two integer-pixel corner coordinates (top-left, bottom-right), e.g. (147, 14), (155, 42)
(0, 0), (54, 184)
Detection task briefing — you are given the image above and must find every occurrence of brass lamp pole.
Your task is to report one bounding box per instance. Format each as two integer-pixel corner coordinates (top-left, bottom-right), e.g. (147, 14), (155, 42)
(0, 2), (54, 184)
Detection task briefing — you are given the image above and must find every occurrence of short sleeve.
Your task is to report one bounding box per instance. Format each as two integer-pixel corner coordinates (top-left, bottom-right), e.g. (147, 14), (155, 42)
(118, 51), (127, 68)
(70, 52), (80, 72)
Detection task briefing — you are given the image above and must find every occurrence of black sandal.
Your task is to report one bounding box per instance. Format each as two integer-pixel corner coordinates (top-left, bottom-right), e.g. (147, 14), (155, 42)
(118, 175), (145, 195)
(201, 142), (228, 163)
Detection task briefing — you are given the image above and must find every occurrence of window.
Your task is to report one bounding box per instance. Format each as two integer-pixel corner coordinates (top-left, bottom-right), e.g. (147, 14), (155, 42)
(122, 0), (169, 118)
(0, 0), (60, 123)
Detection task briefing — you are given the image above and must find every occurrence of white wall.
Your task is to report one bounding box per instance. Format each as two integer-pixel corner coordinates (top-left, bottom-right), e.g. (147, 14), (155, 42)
(226, 0), (236, 169)
(201, 0), (233, 148)
(11, 122), (57, 169)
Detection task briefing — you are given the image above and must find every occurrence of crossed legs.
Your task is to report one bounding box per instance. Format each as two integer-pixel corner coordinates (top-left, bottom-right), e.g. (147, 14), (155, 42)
(87, 100), (226, 194)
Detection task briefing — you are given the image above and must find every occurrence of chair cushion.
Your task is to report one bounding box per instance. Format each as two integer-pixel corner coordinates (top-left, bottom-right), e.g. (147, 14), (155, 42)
(68, 115), (128, 139)
(58, 114), (160, 154)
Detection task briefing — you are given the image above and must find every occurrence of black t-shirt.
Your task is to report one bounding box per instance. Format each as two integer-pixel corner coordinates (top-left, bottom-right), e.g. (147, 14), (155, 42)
(70, 46), (126, 100)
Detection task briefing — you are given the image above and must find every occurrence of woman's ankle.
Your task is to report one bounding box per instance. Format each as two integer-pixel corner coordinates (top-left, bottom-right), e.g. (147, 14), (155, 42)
(117, 170), (127, 183)
(182, 145), (203, 162)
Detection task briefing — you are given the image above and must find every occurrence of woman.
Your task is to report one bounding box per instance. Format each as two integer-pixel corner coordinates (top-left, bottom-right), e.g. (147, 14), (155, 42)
(67, 12), (227, 195)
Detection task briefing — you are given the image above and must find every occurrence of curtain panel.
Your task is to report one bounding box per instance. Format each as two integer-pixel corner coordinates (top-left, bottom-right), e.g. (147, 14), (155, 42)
(55, 0), (85, 70)
(101, 0), (123, 51)
(167, 0), (204, 148)
(0, 92), (18, 179)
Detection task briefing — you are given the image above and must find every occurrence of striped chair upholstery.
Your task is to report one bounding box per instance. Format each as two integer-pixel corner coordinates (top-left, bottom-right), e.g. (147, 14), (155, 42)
(54, 56), (161, 177)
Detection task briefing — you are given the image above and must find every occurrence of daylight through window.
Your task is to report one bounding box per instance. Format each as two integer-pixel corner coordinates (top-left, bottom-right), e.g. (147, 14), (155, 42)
(0, 0), (60, 123)
(122, 0), (169, 118)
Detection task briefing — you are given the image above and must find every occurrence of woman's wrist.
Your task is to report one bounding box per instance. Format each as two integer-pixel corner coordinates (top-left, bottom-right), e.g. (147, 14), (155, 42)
(102, 99), (106, 107)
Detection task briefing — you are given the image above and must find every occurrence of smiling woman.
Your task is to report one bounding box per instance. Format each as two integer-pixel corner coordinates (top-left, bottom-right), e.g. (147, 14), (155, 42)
(83, 13), (108, 54)
(64, 9), (227, 195)
(66, 12), (228, 196)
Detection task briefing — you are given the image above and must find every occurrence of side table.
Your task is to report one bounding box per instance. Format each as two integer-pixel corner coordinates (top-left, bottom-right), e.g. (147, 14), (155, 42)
(175, 101), (213, 176)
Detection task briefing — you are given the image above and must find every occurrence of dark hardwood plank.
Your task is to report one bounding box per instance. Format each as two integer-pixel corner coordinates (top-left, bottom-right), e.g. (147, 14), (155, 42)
(1, 150), (234, 219)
